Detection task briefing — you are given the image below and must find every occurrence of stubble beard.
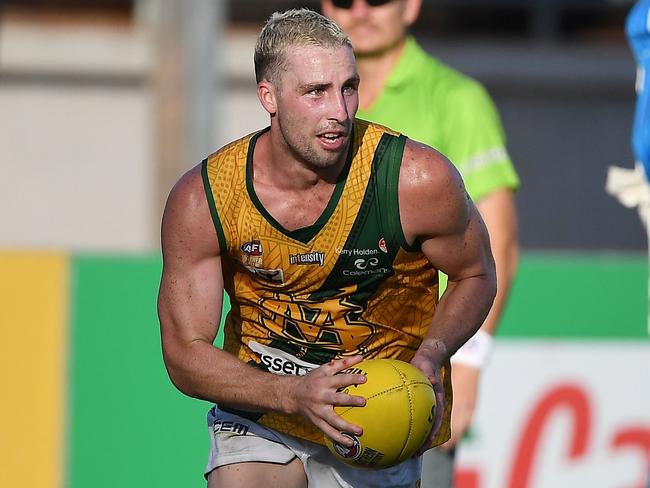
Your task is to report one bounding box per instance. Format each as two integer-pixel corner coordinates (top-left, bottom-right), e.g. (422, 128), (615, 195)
(279, 119), (347, 171)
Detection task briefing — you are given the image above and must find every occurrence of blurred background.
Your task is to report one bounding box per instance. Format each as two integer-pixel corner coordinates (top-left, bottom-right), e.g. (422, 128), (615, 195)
(1, 1), (648, 487)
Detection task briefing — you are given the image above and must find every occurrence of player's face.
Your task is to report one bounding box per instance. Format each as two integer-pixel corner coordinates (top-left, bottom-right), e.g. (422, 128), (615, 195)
(322, 0), (420, 56)
(273, 45), (359, 170)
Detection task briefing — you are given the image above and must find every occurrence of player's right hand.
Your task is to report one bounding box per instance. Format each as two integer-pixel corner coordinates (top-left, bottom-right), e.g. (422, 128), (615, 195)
(285, 355), (367, 447)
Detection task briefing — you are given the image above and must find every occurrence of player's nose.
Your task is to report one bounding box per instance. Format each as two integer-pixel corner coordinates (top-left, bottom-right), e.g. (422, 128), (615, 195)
(329, 90), (350, 123)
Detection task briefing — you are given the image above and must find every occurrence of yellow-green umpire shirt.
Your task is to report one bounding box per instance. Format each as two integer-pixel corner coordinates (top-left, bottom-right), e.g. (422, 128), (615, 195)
(357, 36), (520, 201)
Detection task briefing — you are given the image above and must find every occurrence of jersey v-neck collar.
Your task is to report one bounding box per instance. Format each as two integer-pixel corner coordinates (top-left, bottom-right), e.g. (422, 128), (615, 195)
(245, 127), (354, 244)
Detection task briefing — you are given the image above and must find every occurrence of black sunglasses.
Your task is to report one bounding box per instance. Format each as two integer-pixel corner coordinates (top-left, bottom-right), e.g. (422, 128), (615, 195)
(331, 0), (394, 9)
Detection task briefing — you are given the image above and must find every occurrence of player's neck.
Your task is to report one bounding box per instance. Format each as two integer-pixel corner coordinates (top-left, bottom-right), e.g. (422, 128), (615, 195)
(256, 130), (348, 191)
(251, 130), (348, 231)
(356, 36), (407, 111)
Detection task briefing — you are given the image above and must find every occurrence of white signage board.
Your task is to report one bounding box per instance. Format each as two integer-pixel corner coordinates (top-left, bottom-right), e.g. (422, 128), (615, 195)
(456, 342), (650, 488)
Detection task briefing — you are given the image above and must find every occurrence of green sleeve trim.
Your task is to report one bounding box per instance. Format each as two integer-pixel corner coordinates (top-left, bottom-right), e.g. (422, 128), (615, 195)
(378, 134), (418, 252)
(244, 127), (353, 244)
(201, 158), (228, 252)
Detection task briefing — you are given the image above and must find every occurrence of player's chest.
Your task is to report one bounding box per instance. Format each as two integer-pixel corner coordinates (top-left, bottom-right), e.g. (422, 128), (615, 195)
(234, 230), (392, 290)
(230, 191), (395, 291)
(252, 183), (335, 232)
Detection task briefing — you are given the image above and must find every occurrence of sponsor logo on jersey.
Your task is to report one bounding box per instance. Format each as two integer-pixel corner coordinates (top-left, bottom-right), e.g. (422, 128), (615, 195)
(354, 257), (379, 270)
(289, 251), (325, 266)
(244, 265), (285, 284)
(343, 257), (390, 276)
(336, 247), (380, 256)
(378, 237), (388, 253)
(241, 240), (263, 267)
(248, 341), (318, 376)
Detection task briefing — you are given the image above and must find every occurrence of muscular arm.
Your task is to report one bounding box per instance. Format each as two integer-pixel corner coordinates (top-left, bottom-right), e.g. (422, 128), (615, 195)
(158, 165), (366, 445)
(398, 141), (497, 447)
(158, 165), (289, 411)
(400, 140), (497, 361)
(476, 188), (518, 335)
(441, 188), (518, 447)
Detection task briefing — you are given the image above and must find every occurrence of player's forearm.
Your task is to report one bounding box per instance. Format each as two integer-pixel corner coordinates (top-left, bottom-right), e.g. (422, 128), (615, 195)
(478, 233), (518, 335)
(162, 337), (295, 415)
(476, 188), (519, 335)
(420, 273), (496, 364)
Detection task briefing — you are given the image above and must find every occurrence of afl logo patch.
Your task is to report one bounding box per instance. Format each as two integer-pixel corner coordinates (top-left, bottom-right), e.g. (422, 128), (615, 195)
(241, 240), (263, 256)
(333, 433), (362, 460)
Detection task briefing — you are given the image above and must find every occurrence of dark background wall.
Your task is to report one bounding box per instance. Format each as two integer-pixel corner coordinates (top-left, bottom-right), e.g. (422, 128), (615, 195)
(425, 40), (643, 251)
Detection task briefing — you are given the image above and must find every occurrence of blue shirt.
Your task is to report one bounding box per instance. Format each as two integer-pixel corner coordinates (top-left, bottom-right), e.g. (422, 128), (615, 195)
(627, 0), (650, 180)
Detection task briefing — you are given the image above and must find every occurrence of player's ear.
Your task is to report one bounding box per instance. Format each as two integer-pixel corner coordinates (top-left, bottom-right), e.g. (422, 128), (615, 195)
(403, 0), (422, 27)
(258, 81), (278, 116)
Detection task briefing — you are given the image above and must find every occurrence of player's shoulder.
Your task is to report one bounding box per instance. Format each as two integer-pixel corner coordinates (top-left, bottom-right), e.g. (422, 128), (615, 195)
(161, 161), (222, 257)
(400, 139), (464, 193)
(164, 163), (206, 225)
(399, 139), (469, 239)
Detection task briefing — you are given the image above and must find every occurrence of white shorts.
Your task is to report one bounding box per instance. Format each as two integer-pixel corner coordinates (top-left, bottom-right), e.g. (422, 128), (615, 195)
(205, 406), (422, 488)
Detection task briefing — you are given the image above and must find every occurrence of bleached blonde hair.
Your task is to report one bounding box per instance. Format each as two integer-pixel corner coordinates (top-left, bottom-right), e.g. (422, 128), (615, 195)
(254, 8), (352, 84)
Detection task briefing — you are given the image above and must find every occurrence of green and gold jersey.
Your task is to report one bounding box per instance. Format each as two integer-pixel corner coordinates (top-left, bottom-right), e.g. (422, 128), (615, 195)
(202, 119), (451, 446)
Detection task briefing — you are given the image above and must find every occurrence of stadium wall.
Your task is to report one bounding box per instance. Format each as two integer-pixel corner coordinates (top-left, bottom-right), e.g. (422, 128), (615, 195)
(0, 252), (648, 487)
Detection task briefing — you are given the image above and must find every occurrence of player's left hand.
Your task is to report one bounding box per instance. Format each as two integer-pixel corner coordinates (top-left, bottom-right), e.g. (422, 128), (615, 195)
(441, 363), (479, 450)
(410, 339), (446, 455)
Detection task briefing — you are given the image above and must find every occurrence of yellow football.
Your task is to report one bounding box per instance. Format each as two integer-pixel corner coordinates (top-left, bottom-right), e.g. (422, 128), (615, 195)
(324, 358), (435, 469)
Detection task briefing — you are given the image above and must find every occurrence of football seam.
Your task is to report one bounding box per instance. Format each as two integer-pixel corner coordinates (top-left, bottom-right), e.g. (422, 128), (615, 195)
(391, 363), (415, 461)
(335, 384), (407, 416)
(361, 381), (431, 401)
(331, 361), (434, 467)
(337, 382), (431, 415)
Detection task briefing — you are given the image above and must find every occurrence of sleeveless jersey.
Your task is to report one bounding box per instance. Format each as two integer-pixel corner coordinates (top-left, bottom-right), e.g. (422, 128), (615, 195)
(202, 119), (452, 447)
